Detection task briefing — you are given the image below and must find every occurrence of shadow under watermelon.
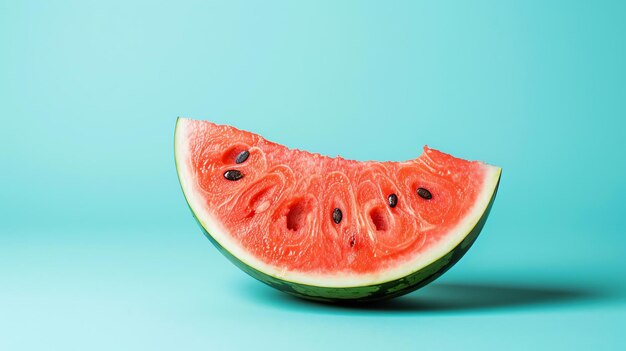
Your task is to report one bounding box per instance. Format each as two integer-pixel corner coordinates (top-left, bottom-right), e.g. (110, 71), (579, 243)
(366, 282), (605, 312)
(237, 279), (609, 314)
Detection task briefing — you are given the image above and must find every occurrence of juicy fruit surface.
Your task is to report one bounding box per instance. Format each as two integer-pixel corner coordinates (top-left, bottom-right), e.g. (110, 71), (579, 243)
(179, 119), (491, 276)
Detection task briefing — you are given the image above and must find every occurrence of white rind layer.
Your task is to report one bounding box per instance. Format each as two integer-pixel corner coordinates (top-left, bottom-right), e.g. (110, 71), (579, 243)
(175, 118), (501, 288)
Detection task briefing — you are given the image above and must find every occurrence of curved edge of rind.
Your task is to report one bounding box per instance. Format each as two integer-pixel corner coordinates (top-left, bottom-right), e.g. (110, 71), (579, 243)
(188, 171), (501, 303)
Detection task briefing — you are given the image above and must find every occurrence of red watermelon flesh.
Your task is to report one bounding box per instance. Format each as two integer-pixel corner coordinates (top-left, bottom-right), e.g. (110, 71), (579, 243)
(175, 118), (501, 296)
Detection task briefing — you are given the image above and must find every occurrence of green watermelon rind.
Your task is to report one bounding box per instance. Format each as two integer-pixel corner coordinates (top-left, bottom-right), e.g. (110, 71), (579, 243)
(174, 118), (501, 302)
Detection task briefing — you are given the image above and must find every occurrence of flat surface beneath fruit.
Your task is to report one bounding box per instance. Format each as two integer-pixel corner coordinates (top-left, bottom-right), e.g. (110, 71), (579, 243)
(2, 227), (625, 351)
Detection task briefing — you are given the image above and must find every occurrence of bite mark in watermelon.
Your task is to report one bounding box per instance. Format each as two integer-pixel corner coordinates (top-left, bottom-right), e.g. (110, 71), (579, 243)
(175, 118), (501, 302)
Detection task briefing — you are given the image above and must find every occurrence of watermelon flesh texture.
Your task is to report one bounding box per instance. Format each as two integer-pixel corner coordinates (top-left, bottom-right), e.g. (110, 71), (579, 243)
(175, 118), (501, 302)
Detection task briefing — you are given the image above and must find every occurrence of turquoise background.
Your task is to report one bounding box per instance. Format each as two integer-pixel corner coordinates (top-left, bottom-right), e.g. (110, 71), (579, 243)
(1, 0), (625, 349)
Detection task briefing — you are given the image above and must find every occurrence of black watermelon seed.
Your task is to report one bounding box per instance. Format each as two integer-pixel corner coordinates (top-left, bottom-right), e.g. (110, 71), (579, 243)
(332, 208), (343, 224)
(349, 235), (356, 247)
(224, 170), (244, 181)
(388, 193), (398, 208)
(417, 187), (432, 200)
(235, 150), (250, 164)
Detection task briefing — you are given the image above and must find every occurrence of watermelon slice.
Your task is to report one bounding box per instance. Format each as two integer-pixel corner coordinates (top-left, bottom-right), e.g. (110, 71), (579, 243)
(175, 118), (501, 302)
